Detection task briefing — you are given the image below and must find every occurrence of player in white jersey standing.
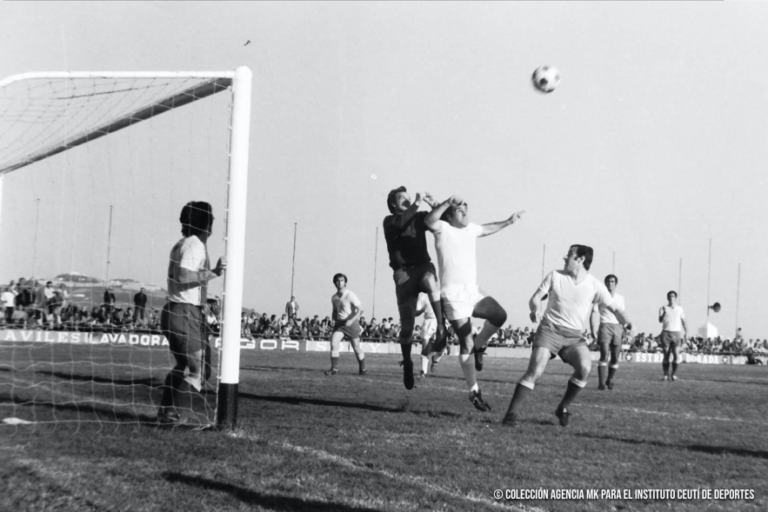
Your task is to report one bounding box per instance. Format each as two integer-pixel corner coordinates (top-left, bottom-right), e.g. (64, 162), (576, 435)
(659, 290), (687, 381)
(425, 195), (524, 412)
(592, 274), (626, 390)
(414, 292), (447, 378)
(502, 245), (632, 427)
(158, 201), (226, 425)
(325, 273), (367, 376)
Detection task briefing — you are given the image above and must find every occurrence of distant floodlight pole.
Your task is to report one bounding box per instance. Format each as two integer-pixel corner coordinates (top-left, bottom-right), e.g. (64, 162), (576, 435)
(706, 238), (712, 319)
(216, 66), (252, 431)
(539, 244), (546, 313)
(735, 263), (741, 333)
(372, 227), (379, 319)
(678, 258), (682, 303)
(32, 198), (40, 280)
(290, 222), (297, 297)
(105, 205), (113, 285)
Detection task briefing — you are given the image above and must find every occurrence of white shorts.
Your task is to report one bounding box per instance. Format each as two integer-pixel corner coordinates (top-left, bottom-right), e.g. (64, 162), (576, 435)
(441, 284), (485, 321)
(421, 318), (437, 342)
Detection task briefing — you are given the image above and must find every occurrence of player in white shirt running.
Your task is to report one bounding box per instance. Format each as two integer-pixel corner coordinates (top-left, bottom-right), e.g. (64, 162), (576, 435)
(325, 273), (366, 376)
(659, 290), (687, 381)
(591, 274), (626, 390)
(503, 245), (632, 427)
(425, 195), (524, 412)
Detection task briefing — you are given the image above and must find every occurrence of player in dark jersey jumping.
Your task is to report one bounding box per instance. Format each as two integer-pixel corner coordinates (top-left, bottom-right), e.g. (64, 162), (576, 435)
(383, 186), (447, 390)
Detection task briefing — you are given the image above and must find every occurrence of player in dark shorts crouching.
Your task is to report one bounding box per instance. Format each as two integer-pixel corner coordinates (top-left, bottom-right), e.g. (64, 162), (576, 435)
(383, 186), (447, 390)
(158, 201), (226, 425)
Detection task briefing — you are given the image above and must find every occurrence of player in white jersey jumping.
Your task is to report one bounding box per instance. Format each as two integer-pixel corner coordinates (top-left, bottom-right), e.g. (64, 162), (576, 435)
(502, 245), (632, 427)
(659, 290), (687, 381)
(592, 274), (626, 390)
(425, 195), (524, 412)
(325, 273), (367, 376)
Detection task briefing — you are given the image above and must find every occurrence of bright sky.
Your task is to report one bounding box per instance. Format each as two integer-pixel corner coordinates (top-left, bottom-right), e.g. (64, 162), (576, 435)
(1, 2), (767, 338)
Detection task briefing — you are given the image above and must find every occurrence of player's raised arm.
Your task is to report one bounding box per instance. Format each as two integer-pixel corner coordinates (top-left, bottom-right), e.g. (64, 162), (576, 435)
(480, 210), (525, 237)
(388, 192), (423, 231)
(424, 195), (461, 231)
(658, 306), (666, 323)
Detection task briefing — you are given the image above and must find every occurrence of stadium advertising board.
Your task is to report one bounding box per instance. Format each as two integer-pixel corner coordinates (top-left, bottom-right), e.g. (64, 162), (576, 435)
(0, 329), (168, 347)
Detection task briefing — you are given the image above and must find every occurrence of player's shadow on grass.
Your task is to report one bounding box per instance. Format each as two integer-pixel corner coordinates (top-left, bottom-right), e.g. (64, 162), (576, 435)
(35, 369), (161, 388)
(0, 393), (157, 424)
(239, 392), (406, 413)
(575, 433), (768, 460)
(163, 472), (385, 512)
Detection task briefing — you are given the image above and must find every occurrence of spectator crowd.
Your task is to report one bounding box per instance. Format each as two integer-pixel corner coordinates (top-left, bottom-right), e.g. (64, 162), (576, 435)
(2, 279), (767, 360)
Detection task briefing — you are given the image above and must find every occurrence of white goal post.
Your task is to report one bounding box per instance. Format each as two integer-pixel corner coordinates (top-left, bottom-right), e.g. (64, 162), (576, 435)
(0, 67), (251, 430)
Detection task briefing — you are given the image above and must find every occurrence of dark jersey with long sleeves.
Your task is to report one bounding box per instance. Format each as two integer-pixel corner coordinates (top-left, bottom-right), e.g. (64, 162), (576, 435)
(383, 210), (431, 270)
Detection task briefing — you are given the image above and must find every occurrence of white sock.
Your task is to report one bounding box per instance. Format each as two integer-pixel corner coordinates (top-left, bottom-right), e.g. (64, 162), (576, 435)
(421, 355), (430, 374)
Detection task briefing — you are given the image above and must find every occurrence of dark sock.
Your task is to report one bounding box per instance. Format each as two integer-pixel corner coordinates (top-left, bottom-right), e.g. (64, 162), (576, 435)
(160, 373), (174, 409)
(671, 362), (678, 377)
(330, 356), (339, 369)
(559, 381), (582, 410)
(170, 376), (192, 410)
(662, 362), (670, 376)
(507, 383), (532, 415)
(359, 358), (366, 372)
(607, 367), (617, 382)
(597, 365), (606, 385)
(401, 342), (412, 362)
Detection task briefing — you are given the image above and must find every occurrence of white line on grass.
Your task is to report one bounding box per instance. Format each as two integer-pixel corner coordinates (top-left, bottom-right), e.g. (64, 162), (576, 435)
(228, 430), (545, 512)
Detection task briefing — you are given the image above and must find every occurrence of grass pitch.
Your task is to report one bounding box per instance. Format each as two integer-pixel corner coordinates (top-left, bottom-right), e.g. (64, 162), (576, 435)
(1, 343), (767, 512)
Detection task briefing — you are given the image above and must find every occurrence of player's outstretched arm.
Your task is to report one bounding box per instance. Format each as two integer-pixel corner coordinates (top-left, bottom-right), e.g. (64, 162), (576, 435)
(480, 210), (525, 237)
(178, 256), (227, 286)
(658, 306), (665, 323)
(424, 195), (462, 232)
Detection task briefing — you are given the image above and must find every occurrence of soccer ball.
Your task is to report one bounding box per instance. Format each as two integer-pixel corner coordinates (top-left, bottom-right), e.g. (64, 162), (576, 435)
(531, 66), (561, 93)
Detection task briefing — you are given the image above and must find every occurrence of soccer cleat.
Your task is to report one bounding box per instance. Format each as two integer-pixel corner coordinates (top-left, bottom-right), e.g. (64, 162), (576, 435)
(473, 346), (487, 372)
(324, 368), (339, 376)
(430, 358), (438, 373)
(662, 375), (669, 381)
(469, 389), (492, 412)
(671, 375), (677, 382)
(359, 368), (367, 376)
(418, 371), (426, 381)
(555, 406), (570, 427)
(501, 411), (518, 427)
(598, 383), (606, 390)
(157, 410), (181, 425)
(403, 359), (414, 390)
(606, 380), (614, 390)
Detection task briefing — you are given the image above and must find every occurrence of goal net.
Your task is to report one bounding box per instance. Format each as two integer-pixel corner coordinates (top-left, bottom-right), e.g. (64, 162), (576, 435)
(0, 69), (251, 431)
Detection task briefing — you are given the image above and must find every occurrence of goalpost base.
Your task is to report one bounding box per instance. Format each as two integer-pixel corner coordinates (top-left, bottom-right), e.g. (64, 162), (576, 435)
(215, 383), (239, 430)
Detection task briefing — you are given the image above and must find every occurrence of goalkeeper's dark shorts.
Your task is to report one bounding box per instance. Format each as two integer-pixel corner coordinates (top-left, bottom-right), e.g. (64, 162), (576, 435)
(161, 301), (205, 355)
